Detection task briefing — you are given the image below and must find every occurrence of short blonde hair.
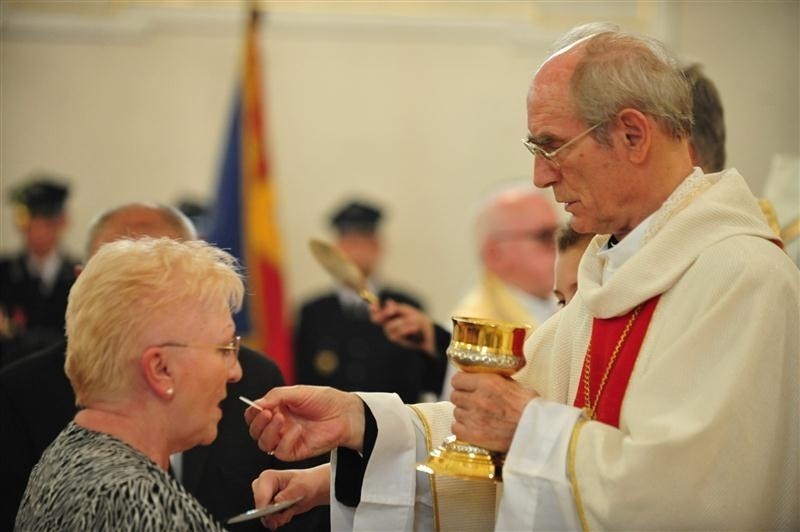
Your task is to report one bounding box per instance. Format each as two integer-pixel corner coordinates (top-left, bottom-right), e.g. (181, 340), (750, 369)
(65, 237), (243, 406)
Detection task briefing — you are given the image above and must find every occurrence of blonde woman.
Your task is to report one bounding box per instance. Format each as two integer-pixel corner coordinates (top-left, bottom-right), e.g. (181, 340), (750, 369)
(16, 237), (243, 530)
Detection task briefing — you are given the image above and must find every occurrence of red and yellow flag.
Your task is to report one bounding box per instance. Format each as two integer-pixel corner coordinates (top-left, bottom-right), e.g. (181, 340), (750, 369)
(207, 9), (294, 383)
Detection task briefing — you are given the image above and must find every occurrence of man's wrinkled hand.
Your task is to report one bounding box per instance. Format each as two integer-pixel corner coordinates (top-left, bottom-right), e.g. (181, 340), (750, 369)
(449, 372), (539, 453)
(244, 385), (365, 461)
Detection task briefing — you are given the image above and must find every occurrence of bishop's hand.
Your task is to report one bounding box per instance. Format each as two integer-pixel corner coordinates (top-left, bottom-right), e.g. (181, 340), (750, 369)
(449, 372), (539, 453)
(245, 385), (365, 461)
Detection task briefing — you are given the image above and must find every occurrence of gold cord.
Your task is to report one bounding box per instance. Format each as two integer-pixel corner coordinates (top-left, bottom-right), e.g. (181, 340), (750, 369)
(582, 305), (642, 420)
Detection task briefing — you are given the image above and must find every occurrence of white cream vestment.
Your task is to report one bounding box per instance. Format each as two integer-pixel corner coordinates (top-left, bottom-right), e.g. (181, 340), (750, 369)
(330, 169), (799, 531)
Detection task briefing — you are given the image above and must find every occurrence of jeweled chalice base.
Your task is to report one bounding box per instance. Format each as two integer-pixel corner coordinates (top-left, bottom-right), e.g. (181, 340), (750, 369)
(416, 435), (503, 481)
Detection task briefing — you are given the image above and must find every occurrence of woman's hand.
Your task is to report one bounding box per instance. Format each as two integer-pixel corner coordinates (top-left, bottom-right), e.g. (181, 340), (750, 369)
(251, 464), (331, 530)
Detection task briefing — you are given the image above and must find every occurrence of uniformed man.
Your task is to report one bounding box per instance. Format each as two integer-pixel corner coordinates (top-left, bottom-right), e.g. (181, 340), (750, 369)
(294, 200), (447, 403)
(0, 177), (78, 367)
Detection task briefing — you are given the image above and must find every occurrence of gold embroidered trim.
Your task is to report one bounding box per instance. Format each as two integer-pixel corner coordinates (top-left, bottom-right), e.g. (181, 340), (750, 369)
(409, 405), (440, 532)
(758, 198), (782, 237)
(568, 416), (590, 532)
(782, 217), (800, 243)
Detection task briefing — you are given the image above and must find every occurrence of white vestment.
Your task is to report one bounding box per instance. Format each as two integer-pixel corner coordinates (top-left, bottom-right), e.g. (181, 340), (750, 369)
(331, 169), (799, 531)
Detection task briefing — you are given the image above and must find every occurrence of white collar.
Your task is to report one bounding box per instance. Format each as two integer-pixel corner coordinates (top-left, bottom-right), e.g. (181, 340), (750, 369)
(26, 250), (63, 292)
(335, 279), (379, 312)
(596, 211), (657, 284)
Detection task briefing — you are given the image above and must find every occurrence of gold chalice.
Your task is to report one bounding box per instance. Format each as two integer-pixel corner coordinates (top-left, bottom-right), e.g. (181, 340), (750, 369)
(417, 316), (530, 481)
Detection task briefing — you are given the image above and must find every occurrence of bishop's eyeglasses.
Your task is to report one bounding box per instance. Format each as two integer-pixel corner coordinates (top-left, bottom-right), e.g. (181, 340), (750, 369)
(521, 122), (603, 169)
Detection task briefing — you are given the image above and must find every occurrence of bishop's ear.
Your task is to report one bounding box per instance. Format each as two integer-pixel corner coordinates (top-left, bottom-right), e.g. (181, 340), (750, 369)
(615, 108), (651, 163)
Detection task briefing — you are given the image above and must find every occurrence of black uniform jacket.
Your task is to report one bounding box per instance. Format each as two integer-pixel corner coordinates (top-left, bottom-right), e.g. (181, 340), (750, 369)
(0, 252), (78, 367)
(294, 288), (448, 404)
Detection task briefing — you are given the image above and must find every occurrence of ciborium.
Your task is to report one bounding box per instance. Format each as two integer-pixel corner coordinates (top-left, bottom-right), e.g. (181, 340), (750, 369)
(417, 317), (530, 481)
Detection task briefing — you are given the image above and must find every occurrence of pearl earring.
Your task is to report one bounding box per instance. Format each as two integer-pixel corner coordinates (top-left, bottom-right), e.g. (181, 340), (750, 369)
(166, 387), (174, 397)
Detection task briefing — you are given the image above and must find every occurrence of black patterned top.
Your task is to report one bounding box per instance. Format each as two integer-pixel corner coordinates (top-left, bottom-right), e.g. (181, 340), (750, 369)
(15, 422), (225, 531)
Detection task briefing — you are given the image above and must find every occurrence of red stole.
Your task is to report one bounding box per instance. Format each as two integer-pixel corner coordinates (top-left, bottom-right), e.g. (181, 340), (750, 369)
(573, 295), (661, 427)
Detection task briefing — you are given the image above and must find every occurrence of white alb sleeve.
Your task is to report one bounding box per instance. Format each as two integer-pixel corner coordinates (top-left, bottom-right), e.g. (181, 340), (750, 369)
(496, 398), (583, 531)
(330, 392), (432, 532)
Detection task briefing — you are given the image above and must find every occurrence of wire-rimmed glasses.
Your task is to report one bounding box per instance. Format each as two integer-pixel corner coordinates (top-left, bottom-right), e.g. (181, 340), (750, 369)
(521, 122), (603, 169)
(158, 336), (241, 368)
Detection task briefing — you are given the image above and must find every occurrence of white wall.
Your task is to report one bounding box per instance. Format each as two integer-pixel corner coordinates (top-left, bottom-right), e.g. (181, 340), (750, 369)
(1, 1), (797, 324)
